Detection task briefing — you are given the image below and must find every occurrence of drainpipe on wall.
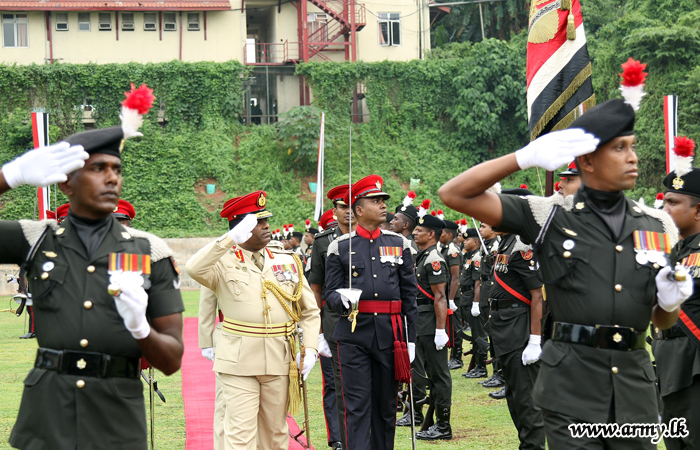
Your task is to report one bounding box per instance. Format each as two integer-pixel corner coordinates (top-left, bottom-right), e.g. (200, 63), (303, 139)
(45, 11), (53, 64)
(179, 11), (183, 60)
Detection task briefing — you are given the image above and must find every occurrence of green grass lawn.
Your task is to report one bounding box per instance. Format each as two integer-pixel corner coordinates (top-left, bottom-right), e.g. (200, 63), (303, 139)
(0, 292), (666, 449)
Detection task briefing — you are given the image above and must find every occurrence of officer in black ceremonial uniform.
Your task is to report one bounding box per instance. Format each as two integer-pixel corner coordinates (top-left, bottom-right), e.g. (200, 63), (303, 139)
(0, 90), (185, 450)
(439, 60), (693, 449)
(412, 211), (453, 440)
(654, 154), (700, 450)
(489, 188), (545, 450)
(309, 186), (355, 450)
(450, 228), (480, 370)
(325, 175), (418, 450)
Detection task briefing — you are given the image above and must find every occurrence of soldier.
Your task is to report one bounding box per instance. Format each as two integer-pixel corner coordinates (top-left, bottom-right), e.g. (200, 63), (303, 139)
(325, 175), (417, 450)
(489, 187), (545, 450)
(411, 209), (453, 440)
(289, 231), (305, 260)
(0, 84), (186, 449)
(439, 59), (692, 448)
(438, 219), (461, 367)
(380, 212), (394, 230)
(198, 286), (226, 450)
(112, 199), (136, 227)
(391, 191), (420, 253)
(558, 161), (581, 198)
(309, 185), (357, 450)
(304, 225), (318, 261)
(450, 228), (480, 370)
(186, 191), (320, 450)
(56, 202), (70, 223)
(654, 139), (700, 450)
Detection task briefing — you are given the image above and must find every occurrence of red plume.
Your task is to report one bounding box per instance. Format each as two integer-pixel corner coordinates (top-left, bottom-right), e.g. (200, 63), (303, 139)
(407, 191), (416, 199)
(420, 199), (431, 210)
(554, 182), (560, 191)
(619, 58), (647, 87)
(461, 218), (467, 225)
(520, 184), (528, 189)
(430, 211), (437, 216)
(674, 136), (696, 158)
(305, 219), (311, 225)
(437, 209), (443, 215)
(656, 193), (664, 200)
(122, 83), (155, 115)
(276, 229), (280, 233)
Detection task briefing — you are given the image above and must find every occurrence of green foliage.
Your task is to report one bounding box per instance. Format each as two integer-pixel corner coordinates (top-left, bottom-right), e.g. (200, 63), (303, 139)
(431, 0), (530, 45)
(276, 106), (332, 171)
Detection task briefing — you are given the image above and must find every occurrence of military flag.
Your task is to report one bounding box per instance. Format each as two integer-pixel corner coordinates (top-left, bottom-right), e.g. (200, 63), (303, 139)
(665, 95), (679, 174)
(314, 112), (325, 221)
(31, 112), (51, 219)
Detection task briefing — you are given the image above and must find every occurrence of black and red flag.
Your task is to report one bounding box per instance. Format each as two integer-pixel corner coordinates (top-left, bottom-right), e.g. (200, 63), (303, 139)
(527, 0), (595, 141)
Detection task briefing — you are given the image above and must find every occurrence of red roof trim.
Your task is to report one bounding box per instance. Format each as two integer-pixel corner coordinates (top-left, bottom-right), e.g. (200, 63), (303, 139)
(0, 0), (230, 11)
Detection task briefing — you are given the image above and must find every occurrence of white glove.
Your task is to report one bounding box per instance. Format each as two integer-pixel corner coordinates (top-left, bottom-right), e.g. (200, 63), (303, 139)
(226, 214), (258, 245)
(317, 333), (332, 358)
(521, 334), (542, 365)
(471, 302), (480, 317)
(434, 329), (449, 351)
(407, 342), (415, 363)
(202, 347), (215, 362)
(449, 299), (458, 311)
(514, 129), (600, 171)
(2, 142), (88, 188)
(296, 350), (317, 381)
(110, 271), (150, 340)
(656, 265), (694, 312)
(340, 294), (350, 309)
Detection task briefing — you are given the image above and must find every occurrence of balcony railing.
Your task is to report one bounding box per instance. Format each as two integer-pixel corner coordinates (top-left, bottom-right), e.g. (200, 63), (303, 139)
(243, 41), (301, 65)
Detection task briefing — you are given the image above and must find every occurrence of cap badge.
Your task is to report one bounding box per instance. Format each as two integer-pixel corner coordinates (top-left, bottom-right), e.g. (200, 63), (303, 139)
(113, 206), (119, 213)
(401, 206), (407, 211)
(257, 193), (267, 208)
(419, 218), (424, 224)
(375, 180), (382, 190)
(673, 176), (685, 190)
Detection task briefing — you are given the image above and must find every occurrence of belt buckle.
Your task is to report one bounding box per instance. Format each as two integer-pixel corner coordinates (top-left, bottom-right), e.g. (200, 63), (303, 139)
(65, 351), (103, 377)
(602, 326), (631, 351)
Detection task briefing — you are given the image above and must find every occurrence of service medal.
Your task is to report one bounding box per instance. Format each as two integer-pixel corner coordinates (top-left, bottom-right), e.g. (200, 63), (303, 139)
(635, 251), (648, 265)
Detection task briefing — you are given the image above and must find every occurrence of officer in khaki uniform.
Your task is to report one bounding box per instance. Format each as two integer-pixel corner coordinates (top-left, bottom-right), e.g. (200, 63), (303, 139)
(198, 286), (226, 450)
(186, 190), (320, 450)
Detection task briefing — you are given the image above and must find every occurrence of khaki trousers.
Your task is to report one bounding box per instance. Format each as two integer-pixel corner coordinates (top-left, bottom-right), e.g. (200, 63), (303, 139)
(213, 323), (225, 450)
(220, 373), (290, 450)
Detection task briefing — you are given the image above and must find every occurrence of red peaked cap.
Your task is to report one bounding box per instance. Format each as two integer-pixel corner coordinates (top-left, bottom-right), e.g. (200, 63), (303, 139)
(319, 208), (338, 230)
(327, 184), (350, 206)
(45, 210), (56, 220)
(220, 190), (273, 222)
(56, 203), (70, 221)
(344, 175), (391, 206)
(112, 199), (136, 220)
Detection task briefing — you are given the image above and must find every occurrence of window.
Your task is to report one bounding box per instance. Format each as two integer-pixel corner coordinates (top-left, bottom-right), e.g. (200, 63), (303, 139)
(121, 13), (134, 30)
(143, 13), (156, 31)
(55, 12), (68, 31)
(2, 13), (28, 48)
(307, 13), (328, 41)
(98, 13), (111, 30)
(187, 13), (199, 31)
(78, 13), (91, 31)
(163, 13), (176, 31)
(378, 12), (400, 46)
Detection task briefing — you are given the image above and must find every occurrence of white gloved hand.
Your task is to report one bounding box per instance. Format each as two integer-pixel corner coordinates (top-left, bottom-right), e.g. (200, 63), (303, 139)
(339, 294), (350, 309)
(521, 334), (542, 365)
(317, 333), (332, 358)
(226, 214), (258, 245)
(656, 265), (694, 312)
(514, 129), (600, 171)
(2, 142), (88, 188)
(434, 329), (449, 351)
(202, 347), (215, 362)
(296, 350), (317, 381)
(449, 299), (458, 311)
(110, 271), (150, 340)
(471, 301), (480, 317)
(407, 342), (415, 363)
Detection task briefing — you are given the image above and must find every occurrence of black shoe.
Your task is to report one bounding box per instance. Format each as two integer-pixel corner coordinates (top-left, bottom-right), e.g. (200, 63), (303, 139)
(331, 442), (342, 450)
(19, 332), (36, 339)
(416, 406), (452, 440)
(482, 371), (505, 388)
(396, 407), (423, 427)
(462, 365), (487, 378)
(489, 386), (506, 399)
(478, 373), (496, 385)
(447, 358), (463, 370)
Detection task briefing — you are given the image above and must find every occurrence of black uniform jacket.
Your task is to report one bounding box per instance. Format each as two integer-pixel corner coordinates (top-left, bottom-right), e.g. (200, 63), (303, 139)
(496, 191), (677, 424)
(414, 244), (447, 336)
(325, 226), (418, 349)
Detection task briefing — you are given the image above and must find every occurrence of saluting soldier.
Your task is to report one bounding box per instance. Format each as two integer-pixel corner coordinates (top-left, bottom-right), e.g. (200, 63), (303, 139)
(411, 209), (453, 440)
(654, 140), (700, 450)
(325, 175), (418, 450)
(450, 228), (480, 370)
(308, 185), (356, 450)
(439, 59), (693, 448)
(186, 191), (320, 450)
(0, 84), (186, 450)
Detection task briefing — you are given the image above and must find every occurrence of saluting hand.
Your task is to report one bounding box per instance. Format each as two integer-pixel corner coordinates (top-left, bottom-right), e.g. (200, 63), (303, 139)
(515, 129), (599, 171)
(110, 271), (150, 340)
(2, 142), (88, 188)
(226, 214), (258, 245)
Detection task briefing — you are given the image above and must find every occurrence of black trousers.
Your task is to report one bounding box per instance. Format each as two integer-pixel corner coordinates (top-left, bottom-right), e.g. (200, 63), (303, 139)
(320, 354), (342, 444)
(661, 376), (700, 450)
(327, 335), (346, 447)
(500, 348), (545, 450)
(453, 290), (474, 352)
(416, 335), (452, 407)
(338, 337), (397, 450)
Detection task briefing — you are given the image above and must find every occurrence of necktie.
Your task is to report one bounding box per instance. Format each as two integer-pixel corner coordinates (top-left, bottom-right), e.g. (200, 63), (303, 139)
(252, 251), (264, 270)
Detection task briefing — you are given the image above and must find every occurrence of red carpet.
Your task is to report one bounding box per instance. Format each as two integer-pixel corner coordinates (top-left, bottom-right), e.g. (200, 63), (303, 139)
(181, 317), (312, 449)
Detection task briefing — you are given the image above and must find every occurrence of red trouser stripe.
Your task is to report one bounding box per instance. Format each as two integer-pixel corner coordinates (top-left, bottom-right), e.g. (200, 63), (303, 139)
(494, 272), (532, 306)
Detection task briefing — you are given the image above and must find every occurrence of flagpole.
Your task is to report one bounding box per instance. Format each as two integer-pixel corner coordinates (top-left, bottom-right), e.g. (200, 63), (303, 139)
(348, 126), (353, 290)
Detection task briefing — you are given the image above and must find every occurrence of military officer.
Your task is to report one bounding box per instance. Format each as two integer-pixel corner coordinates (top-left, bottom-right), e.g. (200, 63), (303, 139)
(439, 63), (693, 448)
(411, 210), (453, 440)
(558, 162), (581, 198)
(309, 185), (357, 450)
(186, 191), (320, 450)
(438, 220), (461, 368)
(391, 192), (420, 254)
(449, 228), (480, 370)
(0, 116), (185, 449)
(325, 175), (418, 450)
(112, 199), (136, 227)
(654, 154), (700, 450)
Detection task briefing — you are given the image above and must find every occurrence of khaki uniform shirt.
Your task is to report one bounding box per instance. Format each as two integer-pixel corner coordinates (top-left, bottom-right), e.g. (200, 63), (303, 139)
(198, 286), (222, 349)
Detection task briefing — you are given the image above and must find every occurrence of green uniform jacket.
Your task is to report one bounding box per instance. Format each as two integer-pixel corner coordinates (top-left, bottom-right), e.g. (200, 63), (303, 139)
(458, 249), (477, 300)
(497, 191), (677, 424)
(414, 244), (447, 336)
(0, 218), (183, 450)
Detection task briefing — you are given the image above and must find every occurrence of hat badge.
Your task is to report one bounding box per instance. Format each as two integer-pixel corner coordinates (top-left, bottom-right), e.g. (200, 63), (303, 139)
(113, 206), (119, 213)
(419, 218), (424, 224)
(673, 176), (685, 190)
(257, 193), (267, 208)
(375, 180), (382, 190)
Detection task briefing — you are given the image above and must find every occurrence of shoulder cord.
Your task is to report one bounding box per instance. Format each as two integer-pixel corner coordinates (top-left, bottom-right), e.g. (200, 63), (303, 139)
(532, 205), (579, 284)
(261, 253), (305, 324)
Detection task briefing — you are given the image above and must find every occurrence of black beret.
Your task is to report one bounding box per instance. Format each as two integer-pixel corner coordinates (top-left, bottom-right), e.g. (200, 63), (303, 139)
(465, 228), (479, 239)
(385, 212), (395, 223)
(394, 204), (418, 223)
(502, 188), (534, 196)
(65, 127), (124, 159)
(663, 168), (700, 198)
(416, 214), (445, 230)
(443, 220), (458, 230)
(568, 98), (635, 147)
(291, 232), (304, 240)
(307, 228), (319, 235)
